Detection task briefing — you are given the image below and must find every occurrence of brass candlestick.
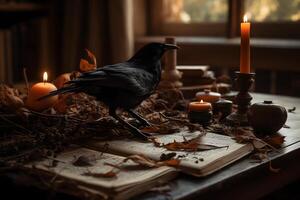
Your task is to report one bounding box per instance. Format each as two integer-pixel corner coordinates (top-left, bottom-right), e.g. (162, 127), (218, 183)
(226, 72), (255, 126)
(159, 37), (182, 89)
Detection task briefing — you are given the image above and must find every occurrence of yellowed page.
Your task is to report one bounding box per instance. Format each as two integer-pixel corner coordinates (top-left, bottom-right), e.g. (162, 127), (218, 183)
(87, 131), (253, 176)
(27, 148), (175, 190)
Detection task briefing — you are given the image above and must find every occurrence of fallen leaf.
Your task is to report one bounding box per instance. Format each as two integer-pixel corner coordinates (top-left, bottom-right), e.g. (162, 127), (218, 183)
(124, 154), (158, 168)
(72, 154), (98, 167)
(141, 124), (180, 134)
(161, 159), (180, 167)
(82, 170), (117, 178)
(264, 134), (285, 148)
(288, 107), (296, 113)
(141, 126), (160, 133)
(0, 84), (24, 111)
(80, 49), (97, 72)
(124, 154), (180, 168)
(160, 152), (177, 161)
(150, 134), (221, 152)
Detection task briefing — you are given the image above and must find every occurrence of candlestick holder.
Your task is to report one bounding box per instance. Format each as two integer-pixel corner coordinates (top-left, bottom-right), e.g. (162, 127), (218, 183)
(226, 72), (255, 126)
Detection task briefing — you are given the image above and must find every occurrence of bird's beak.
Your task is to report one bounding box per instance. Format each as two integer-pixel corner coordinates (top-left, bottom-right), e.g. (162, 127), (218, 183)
(164, 44), (179, 50)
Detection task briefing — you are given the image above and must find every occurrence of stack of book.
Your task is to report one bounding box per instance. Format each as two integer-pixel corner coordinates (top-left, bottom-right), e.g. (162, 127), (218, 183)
(177, 65), (231, 99)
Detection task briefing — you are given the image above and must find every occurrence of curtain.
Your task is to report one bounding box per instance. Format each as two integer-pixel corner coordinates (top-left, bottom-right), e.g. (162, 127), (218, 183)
(40, 0), (134, 75)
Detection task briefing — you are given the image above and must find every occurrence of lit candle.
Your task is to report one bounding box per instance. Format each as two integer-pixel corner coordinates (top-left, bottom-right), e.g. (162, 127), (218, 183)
(26, 72), (58, 111)
(188, 100), (213, 124)
(188, 100), (212, 112)
(240, 14), (251, 73)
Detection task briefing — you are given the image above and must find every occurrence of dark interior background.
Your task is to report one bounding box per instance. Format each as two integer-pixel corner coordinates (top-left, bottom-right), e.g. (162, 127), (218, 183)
(0, 0), (299, 97)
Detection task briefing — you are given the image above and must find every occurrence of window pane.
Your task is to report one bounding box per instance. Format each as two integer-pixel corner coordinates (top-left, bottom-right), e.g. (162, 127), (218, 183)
(245, 0), (300, 22)
(163, 0), (228, 23)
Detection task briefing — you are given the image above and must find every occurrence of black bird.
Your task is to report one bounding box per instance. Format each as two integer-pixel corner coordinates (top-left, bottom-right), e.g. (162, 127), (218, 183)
(40, 42), (179, 139)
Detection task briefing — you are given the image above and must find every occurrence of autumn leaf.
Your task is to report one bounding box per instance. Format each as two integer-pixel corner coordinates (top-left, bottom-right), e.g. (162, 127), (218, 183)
(72, 154), (99, 167)
(150, 134), (224, 152)
(141, 126), (160, 133)
(141, 124), (180, 134)
(124, 154), (158, 168)
(86, 48), (97, 66)
(264, 134), (285, 148)
(82, 170), (117, 178)
(80, 49), (97, 72)
(0, 84), (24, 111)
(161, 159), (180, 167)
(123, 154), (180, 168)
(160, 152), (176, 161)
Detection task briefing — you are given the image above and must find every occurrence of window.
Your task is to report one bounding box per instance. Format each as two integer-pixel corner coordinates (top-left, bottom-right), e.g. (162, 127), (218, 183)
(163, 0), (228, 23)
(149, 0), (228, 36)
(149, 0), (300, 38)
(245, 0), (300, 22)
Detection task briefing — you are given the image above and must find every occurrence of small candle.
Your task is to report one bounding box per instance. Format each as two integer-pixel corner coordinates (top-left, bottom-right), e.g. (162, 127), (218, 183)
(240, 14), (251, 74)
(26, 72), (58, 111)
(188, 100), (212, 124)
(195, 89), (221, 103)
(188, 100), (212, 112)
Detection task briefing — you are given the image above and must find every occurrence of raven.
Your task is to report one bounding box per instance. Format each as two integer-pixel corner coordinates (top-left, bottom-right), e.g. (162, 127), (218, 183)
(40, 43), (179, 139)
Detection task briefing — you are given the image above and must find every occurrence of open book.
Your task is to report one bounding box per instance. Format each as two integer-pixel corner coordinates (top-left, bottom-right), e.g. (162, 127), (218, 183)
(26, 148), (177, 200)
(87, 131), (254, 177)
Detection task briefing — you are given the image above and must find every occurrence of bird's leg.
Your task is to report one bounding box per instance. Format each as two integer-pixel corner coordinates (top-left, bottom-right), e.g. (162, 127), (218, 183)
(127, 109), (151, 127)
(109, 109), (150, 140)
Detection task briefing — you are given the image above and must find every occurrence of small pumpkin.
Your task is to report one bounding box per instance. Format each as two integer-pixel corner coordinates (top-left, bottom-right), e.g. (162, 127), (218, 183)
(247, 101), (287, 135)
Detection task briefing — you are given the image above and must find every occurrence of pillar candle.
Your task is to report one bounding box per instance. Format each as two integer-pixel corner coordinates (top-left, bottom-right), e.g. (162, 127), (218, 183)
(26, 72), (58, 111)
(240, 15), (251, 73)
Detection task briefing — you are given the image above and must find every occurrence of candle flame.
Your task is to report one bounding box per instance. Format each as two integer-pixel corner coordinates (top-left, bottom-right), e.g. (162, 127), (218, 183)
(200, 100), (203, 103)
(243, 14), (249, 23)
(43, 72), (48, 83)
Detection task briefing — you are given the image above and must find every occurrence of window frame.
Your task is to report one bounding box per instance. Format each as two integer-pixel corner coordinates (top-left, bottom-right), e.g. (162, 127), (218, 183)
(148, 0), (300, 39)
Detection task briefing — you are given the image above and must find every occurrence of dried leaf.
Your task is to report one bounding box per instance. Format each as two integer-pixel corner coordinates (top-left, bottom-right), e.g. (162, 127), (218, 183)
(160, 152), (176, 161)
(288, 107), (296, 113)
(124, 154), (180, 168)
(250, 152), (268, 161)
(141, 126), (160, 133)
(0, 84), (24, 111)
(161, 159), (180, 167)
(264, 134), (285, 148)
(72, 154), (98, 167)
(151, 134), (219, 152)
(124, 154), (158, 168)
(141, 124), (180, 134)
(54, 73), (71, 89)
(82, 170), (117, 178)
(79, 49), (97, 72)
(86, 49), (97, 67)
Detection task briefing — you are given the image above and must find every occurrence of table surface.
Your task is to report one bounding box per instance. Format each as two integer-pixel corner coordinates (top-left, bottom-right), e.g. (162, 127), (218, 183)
(1, 93), (299, 200)
(134, 93), (300, 200)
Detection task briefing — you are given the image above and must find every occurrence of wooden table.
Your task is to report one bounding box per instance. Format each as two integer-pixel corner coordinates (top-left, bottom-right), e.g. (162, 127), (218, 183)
(1, 93), (300, 200)
(133, 93), (300, 200)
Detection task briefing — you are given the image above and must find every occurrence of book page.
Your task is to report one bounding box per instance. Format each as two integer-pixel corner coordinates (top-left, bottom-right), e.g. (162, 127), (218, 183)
(26, 148), (175, 191)
(87, 131), (253, 176)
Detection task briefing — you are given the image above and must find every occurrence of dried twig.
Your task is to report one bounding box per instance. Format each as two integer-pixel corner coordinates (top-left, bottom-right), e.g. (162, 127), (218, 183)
(23, 68), (30, 95)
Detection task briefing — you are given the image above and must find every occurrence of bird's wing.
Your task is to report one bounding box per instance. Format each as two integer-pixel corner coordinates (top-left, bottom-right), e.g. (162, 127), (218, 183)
(69, 64), (154, 96)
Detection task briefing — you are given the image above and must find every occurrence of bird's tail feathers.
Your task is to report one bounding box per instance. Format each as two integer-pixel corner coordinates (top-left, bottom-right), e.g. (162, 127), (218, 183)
(38, 85), (80, 101)
(66, 77), (106, 84)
